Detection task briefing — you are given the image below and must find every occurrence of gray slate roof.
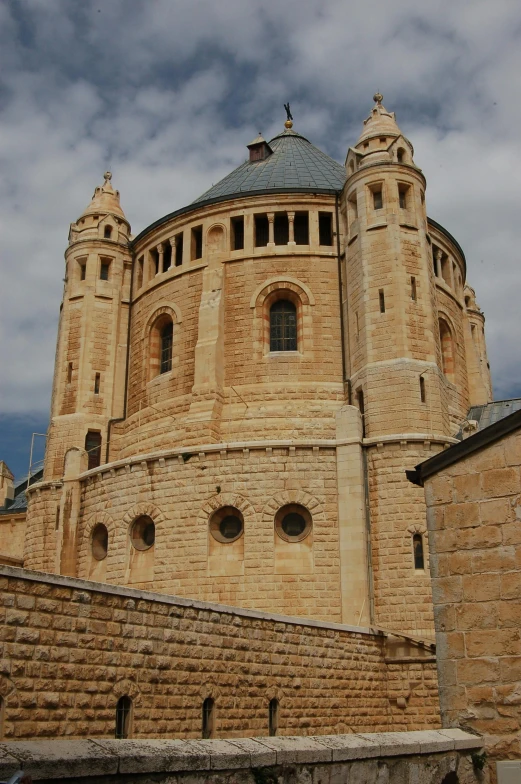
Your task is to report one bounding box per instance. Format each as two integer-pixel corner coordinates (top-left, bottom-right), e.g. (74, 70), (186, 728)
(467, 399), (521, 430)
(193, 129), (346, 205)
(0, 469), (43, 515)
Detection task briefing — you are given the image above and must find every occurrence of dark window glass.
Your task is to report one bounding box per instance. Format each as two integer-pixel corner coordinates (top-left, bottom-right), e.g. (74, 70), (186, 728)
(399, 189), (407, 209)
(79, 262), (86, 280)
(281, 513), (306, 538)
(373, 190), (383, 210)
(202, 697), (214, 739)
(85, 430), (102, 470)
(319, 213), (333, 245)
(175, 233), (183, 266)
(413, 534), (425, 570)
(379, 289), (385, 313)
(270, 300), (297, 352)
(294, 212), (309, 244)
(420, 376), (426, 403)
(94, 373), (100, 395)
(269, 698), (279, 736)
(104, 225), (112, 239)
(274, 214), (289, 245)
(219, 515), (243, 540)
(163, 242), (172, 271)
(115, 696), (132, 739)
(411, 276), (417, 301)
(160, 322), (173, 374)
(100, 261), (110, 281)
(232, 217), (244, 250)
(255, 215), (269, 247)
(192, 226), (203, 260)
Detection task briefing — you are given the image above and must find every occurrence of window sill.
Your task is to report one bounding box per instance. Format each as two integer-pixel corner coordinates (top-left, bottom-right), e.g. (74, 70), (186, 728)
(147, 371), (173, 386)
(265, 351), (302, 358)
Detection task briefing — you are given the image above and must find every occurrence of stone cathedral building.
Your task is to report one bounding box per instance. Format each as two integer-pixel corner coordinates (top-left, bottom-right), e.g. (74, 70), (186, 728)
(3, 95), (492, 641)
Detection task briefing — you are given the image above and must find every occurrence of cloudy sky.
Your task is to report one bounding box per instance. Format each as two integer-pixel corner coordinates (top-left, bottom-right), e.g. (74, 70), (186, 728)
(1, 0), (520, 478)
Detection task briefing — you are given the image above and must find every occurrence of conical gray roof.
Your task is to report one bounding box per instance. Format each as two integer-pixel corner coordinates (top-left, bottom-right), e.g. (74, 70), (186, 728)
(193, 129), (346, 204)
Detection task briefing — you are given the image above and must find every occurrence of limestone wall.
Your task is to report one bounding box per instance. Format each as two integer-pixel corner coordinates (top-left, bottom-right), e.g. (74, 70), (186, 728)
(0, 567), (440, 741)
(0, 513), (25, 566)
(424, 426), (521, 773)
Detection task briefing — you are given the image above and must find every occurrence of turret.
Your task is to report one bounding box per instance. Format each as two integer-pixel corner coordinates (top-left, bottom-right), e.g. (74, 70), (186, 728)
(463, 285), (493, 404)
(342, 94), (449, 439)
(44, 173), (132, 481)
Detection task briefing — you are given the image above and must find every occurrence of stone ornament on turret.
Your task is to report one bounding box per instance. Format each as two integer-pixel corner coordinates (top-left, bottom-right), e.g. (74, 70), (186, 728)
(68, 172), (130, 246)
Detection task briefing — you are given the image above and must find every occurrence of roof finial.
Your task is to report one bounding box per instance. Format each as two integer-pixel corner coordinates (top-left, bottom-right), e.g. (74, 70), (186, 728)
(104, 171), (112, 183)
(284, 102), (293, 129)
(373, 92), (383, 105)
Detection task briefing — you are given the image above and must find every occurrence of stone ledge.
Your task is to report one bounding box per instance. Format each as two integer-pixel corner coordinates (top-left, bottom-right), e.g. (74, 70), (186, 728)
(0, 731), (483, 780)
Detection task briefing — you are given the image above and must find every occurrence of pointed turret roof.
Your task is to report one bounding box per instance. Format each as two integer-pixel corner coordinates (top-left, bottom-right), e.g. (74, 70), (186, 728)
(357, 93), (403, 144)
(80, 172), (126, 220)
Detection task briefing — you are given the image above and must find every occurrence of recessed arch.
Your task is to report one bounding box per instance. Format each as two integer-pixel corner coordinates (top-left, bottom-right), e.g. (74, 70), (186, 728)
(438, 316), (456, 382)
(250, 276), (315, 309)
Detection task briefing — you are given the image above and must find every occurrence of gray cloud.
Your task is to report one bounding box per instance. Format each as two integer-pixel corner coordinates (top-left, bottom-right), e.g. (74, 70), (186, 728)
(1, 0), (520, 433)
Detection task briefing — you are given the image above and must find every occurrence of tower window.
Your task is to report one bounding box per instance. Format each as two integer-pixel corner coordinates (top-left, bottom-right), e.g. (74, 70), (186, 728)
(202, 697), (215, 739)
(191, 226), (203, 260)
(160, 322), (173, 374)
(319, 212), (333, 245)
(255, 214), (269, 247)
(274, 214), (289, 245)
(379, 137), (386, 144)
(85, 430), (102, 470)
(379, 289), (385, 313)
(231, 216), (244, 251)
(420, 375), (426, 403)
(373, 190), (383, 210)
(439, 318), (455, 381)
(78, 260), (86, 280)
(115, 696), (132, 739)
(163, 242), (172, 272)
(269, 698), (279, 736)
(150, 247), (160, 276)
(67, 362), (73, 384)
(411, 276), (417, 301)
(397, 148), (405, 163)
(94, 373), (100, 395)
(100, 260), (111, 281)
(104, 225), (113, 239)
(270, 299), (297, 352)
(413, 534), (425, 570)
(294, 212), (309, 244)
(357, 389), (365, 438)
(398, 184), (409, 209)
(175, 233), (183, 266)
(137, 256), (144, 289)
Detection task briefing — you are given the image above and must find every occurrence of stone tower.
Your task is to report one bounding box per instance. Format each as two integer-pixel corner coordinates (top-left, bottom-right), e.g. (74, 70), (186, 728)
(342, 95), (462, 634)
(32, 173), (132, 574)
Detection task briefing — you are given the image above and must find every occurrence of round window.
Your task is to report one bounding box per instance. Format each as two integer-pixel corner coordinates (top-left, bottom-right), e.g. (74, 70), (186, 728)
(91, 523), (108, 561)
(275, 504), (312, 543)
(209, 506), (244, 543)
(131, 515), (155, 551)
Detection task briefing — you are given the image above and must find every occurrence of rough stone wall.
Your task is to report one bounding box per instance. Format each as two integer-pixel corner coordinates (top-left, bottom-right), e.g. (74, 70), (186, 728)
(24, 486), (61, 574)
(368, 441), (444, 638)
(424, 427), (521, 773)
(0, 514), (26, 565)
(0, 567), (440, 741)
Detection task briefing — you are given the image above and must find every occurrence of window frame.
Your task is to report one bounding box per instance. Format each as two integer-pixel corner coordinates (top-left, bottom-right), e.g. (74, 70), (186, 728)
(269, 298), (298, 353)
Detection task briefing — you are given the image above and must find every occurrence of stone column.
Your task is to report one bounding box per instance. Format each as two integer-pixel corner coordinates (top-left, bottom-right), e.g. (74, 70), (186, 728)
(267, 212), (275, 248)
(435, 249), (442, 279)
(288, 211), (296, 246)
(169, 236), (177, 267)
(157, 243), (164, 274)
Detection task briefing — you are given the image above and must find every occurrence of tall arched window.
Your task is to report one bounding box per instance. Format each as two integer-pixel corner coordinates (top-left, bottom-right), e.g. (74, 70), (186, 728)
(413, 534), (425, 570)
(115, 696), (132, 739)
(160, 322), (173, 374)
(439, 318), (455, 382)
(202, 697), (215, 739)
(269, 698), (279, 736)
(270, 300), (297, 352)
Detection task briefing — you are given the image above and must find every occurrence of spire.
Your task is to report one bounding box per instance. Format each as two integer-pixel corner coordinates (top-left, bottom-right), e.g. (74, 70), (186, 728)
(356, 93), (402, 145)
(80, 171), (126, 220)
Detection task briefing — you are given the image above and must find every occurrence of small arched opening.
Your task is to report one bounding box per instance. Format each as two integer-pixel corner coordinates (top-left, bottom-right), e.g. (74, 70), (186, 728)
(269, 698), (279, 736)
(202, 697), (215, 738)
(439, 318), (455, 383)
(104, 225), (113, 239)
(115, 696), (132, 739)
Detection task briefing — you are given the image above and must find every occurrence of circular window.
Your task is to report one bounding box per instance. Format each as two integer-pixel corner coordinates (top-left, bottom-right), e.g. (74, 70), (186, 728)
(91, 523), (108, 561)
(275, 504), (312, 543)
(131, 515), (155, 551)
(209, 506), (244, 543)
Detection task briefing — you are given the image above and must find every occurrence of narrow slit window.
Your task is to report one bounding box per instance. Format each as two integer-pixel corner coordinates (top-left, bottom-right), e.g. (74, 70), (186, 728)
(413, 534), (425, 570)
(202, 697), (214, 739)
(85, 430), (102, 470)
(231, 216), (244, 251)
(420, 375), (426, 403)
(319, 212), (333, 245)
(357, 389), (366, 438)
(294, 212), (309, 244)
(163, 242), (172, 272)
(94, 373), (100, 395)
(274, 214), (289, 245)
(160, 322), (173, 374)
(255, 214), (269, 247)
(67, 362), (73, 384)
(270, 300), (297, 352)
(355, 311), (359, 339)
(398, 184), (409, 209)
(191, 226), (203, 260)
(150, 247), (159, 276)
(175, 233), (183, 266)
(115, 696), (132, 739)
(55, 507), (60, 530)
(137, 256), (144, 289)
(100, 260), (111, 281)
(411, 276), (417, 301)
(373, 190), (383, 210)
(269, 698), (279, 736)
(79, 261), (86, 280)
(379, 289), (385, 313)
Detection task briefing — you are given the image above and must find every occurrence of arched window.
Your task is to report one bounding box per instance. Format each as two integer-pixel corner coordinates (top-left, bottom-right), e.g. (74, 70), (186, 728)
(131, 516), (155, 550)
(413, 534), (425, 570)
(397, 147), (405, 163)
(269, 698), (279, 736)
(270, 300), (297, 352)
(160, 322), (173, 374)
(202, 697), (215, 739)
(275, 504), (312, 543)
(439, 318), (455, 382)
(85, 430), (102, 470)
(115, 696), (132, 739)
(104, 225), (113, 239)
(91, 523), (108, 560)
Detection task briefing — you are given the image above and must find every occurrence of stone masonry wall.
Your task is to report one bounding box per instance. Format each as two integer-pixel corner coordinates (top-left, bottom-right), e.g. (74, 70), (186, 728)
(0, 567), (440, 741)
(424, 426), (521, 775)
